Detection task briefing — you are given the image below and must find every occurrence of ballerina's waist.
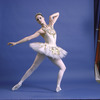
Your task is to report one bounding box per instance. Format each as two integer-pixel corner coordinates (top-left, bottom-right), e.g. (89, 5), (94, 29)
(44, 42), (57, 46)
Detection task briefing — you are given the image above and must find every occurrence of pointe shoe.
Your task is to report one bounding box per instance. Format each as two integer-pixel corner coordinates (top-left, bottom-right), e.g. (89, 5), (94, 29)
(12, 82), (22, 91)
(56, 87), (62, 92)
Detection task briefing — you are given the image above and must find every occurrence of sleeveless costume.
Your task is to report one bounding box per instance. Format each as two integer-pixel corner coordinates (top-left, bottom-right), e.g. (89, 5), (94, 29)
(29, 26), (68, 59)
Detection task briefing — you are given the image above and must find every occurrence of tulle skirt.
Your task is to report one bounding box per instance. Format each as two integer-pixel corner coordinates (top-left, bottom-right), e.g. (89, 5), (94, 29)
(29, 42), (68, 59)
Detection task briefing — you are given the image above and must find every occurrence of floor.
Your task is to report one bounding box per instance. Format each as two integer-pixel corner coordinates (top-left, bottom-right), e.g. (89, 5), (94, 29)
(0, 69), (100, 99)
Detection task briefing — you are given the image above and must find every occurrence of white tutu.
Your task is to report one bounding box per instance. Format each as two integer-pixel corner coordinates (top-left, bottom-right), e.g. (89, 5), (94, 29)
(29, 42), (68, 59)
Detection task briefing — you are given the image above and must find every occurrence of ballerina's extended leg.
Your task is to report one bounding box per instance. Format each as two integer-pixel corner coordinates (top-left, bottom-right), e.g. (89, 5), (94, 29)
(12, 53), (45, 91)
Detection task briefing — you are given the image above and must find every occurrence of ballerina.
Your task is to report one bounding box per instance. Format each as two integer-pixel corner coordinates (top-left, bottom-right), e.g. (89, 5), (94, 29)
(8, 12), (68, 92)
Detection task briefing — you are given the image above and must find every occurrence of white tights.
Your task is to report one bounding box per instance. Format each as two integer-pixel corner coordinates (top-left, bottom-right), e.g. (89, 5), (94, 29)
(12, 53), (66, 92)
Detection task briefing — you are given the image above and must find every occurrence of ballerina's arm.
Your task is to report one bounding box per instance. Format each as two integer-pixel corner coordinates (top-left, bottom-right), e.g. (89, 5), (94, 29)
(8, 30), (42, 46)
(49, 12), (59, 26)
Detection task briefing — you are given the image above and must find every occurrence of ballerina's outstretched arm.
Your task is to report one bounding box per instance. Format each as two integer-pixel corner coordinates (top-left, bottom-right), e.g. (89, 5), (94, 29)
(8, 29), (44, 46)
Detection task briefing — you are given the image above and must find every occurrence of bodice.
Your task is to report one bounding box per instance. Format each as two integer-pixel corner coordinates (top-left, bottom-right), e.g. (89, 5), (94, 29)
(42, 26), (57, 46)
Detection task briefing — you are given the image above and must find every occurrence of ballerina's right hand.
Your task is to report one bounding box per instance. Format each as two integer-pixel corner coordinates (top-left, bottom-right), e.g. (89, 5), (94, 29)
(8, 42), (17, 47)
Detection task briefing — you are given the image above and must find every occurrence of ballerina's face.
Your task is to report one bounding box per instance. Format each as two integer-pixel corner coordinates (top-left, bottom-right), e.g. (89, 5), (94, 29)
(36, 15), (45, 25)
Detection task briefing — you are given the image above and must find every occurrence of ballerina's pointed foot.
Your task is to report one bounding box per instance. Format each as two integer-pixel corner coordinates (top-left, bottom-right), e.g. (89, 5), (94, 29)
(56, 86), (62, 92)
(12, 82), (22, 91)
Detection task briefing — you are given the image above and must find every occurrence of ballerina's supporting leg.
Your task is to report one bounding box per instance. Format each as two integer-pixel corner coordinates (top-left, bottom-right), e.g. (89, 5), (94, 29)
(12, 53), (45, 91)
(49, 58), (66, 92)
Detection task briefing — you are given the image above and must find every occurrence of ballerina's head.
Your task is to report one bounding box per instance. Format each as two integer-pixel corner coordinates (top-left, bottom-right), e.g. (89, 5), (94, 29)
(35, 13), (46, 26)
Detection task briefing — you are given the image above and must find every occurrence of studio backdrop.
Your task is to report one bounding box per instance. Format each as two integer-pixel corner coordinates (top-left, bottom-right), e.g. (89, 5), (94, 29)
(0, 0), (95, 99)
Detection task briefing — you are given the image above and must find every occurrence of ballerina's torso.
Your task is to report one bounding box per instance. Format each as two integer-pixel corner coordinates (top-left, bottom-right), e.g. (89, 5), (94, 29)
(29, 26), (67, 59)
(41, 26), (57, 46)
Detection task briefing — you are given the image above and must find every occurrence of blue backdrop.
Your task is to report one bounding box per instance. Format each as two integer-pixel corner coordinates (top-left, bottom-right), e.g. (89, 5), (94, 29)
(1, 0), (100, 99)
